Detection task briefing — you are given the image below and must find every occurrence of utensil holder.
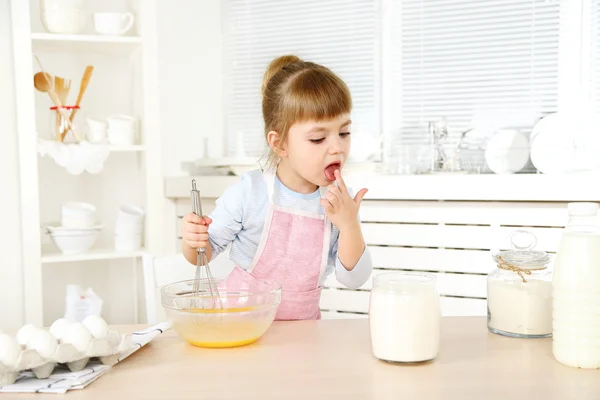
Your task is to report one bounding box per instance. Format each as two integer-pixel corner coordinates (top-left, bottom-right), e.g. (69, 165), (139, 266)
(50, 105), (79, 142)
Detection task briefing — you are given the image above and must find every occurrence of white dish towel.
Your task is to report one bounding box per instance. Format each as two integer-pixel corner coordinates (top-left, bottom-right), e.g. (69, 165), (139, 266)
(0, 322), (171, 394)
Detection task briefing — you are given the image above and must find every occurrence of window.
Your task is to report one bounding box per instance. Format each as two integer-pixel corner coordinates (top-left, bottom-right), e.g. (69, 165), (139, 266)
(222, 0), (380, 158)
(386, 0), (561, 149)
(222, 0), (597, 165)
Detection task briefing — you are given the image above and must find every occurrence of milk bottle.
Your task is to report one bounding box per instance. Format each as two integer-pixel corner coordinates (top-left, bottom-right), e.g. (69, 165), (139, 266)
(552, 202), (600, 369)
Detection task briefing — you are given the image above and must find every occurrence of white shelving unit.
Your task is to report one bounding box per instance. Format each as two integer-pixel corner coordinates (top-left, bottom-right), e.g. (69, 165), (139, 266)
(41, 248), (148, 264)
(10, 0), (163, 326)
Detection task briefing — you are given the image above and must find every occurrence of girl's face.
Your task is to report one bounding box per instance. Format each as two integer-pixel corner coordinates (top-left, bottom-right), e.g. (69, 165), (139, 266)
(279, 114), (352, 188)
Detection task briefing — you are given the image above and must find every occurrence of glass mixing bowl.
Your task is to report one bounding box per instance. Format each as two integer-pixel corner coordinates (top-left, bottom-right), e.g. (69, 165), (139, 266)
(161, 278), (281, 348)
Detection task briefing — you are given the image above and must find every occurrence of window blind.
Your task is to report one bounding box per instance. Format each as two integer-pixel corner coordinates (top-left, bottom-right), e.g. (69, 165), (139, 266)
(222, 0), (380, 158)
(387, 0), (561, 148)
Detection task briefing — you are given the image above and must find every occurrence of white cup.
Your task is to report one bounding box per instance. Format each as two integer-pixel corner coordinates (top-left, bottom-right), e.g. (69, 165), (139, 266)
(86, 116), (107, 143)
(114, 205), (144, 235)
(93, 12), (135, 36)
(107, 114), (137, 146)
(114, 233), (142, 251)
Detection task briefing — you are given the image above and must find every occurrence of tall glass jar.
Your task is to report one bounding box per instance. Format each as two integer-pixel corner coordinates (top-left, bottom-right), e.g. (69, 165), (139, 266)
(553, 202), (600, 369)
(369, 272), (441, 363)
(487, 230), (552, 338)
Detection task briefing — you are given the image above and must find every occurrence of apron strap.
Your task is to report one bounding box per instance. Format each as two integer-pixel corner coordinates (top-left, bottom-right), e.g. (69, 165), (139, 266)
(263, 168), (276, 204)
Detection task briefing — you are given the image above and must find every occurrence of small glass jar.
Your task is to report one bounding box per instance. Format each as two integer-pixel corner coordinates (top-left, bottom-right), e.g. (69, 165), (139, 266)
(50, 105), (79, 142)
(369, 272), (441, 363)
(487, 230), (552, 338)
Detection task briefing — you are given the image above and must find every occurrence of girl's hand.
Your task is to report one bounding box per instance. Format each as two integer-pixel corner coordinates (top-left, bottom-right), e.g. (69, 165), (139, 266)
(320, 169), (368, 232)
(182, 213), (212, 249)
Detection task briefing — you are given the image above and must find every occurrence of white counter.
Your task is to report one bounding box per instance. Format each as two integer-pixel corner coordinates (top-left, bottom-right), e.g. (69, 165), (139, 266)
(165, 172), (600, 201)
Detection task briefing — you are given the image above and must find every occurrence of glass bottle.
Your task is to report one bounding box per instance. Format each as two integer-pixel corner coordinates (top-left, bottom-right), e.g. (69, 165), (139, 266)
(552, 202), (600, 369)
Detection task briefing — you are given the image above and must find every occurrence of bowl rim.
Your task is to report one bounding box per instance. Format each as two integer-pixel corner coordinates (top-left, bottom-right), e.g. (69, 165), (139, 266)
(160, 278), (282, 311)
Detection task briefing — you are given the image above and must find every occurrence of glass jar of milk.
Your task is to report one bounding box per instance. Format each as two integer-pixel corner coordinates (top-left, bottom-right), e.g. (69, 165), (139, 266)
(487, 230), (552, 338)
(553, 202), (600, 369)
(369, 272), (441, 363)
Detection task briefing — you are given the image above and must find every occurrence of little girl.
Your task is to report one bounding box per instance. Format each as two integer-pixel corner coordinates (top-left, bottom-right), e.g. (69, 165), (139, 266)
(181, 55), (373, 320)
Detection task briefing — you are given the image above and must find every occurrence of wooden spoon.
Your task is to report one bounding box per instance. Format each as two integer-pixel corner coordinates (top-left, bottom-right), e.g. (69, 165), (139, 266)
(33, 72), (52, 92)
(68, 65), (94, 126)
(55, 76), (66, 140)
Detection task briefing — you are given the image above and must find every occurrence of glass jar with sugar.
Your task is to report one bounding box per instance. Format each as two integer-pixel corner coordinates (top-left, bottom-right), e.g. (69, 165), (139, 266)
(487, 230), (552, 338)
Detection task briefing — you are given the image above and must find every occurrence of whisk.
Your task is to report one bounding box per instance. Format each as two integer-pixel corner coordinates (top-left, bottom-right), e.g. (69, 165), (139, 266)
(190, 179), (223, 309)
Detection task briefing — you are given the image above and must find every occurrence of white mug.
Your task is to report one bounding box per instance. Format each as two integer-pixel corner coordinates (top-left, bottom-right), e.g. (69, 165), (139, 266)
(114, 204), (144, 235)
(93, 12), (134, 36)
(107, 114), (137, 146)
(86, 116), (107, 143)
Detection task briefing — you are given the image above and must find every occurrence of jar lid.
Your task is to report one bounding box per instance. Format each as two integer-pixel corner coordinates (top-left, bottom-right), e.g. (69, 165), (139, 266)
(492, 230), (550, 269)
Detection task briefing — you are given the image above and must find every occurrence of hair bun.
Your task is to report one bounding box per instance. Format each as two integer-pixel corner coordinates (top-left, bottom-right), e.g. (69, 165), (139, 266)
(262, 55), (301, 94)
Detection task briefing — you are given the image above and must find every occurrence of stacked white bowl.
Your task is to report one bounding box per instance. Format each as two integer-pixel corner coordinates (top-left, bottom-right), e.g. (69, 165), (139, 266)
(114, 205), (144, 251)
(47, 202), (102, 254)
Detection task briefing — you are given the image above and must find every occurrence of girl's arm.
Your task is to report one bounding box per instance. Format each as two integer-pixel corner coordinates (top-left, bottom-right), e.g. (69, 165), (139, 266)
(337, 220), (366, 270)
(182, 175), (248, 266)
(331, 218), (373, 289)
(321, 169), (373, 288)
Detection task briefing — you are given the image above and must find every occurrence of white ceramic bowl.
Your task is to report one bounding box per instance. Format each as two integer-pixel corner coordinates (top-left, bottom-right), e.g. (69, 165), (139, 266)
(61, 202), (96, 229)
(49, 231), (98, 254)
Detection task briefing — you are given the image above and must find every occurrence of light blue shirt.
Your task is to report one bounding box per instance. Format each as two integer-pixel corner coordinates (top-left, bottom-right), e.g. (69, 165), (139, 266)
(207, 169), (372, 289)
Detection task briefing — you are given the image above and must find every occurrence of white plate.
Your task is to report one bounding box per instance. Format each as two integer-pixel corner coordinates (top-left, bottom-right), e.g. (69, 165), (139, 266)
(44, 222), (105, 234)
(530, 112), (600, 174)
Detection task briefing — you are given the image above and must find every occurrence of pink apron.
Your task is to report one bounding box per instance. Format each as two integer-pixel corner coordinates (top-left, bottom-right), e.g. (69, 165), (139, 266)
(224, 169), (331, 320)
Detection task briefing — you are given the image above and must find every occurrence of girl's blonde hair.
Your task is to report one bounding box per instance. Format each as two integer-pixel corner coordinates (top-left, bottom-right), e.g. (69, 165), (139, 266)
(261, 55), (352, 168)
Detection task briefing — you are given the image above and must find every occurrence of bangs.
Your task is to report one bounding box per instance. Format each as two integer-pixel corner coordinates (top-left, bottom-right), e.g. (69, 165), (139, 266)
(280, 68), (352, 126)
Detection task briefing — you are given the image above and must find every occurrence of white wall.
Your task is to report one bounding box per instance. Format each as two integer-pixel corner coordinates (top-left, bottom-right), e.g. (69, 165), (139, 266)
(157, 0), (225, 176)
(0, 0), (25, 330)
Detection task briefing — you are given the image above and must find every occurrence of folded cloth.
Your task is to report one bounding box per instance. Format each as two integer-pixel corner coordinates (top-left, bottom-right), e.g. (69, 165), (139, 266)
(0, 322), (171, 394)
(37, 138), (111, 175)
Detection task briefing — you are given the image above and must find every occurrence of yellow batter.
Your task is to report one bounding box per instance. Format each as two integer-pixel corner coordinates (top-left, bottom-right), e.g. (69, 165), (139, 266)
(180, 306), (263, 348)
(187, 337), (260, 348)
(184, 307), (255, 314)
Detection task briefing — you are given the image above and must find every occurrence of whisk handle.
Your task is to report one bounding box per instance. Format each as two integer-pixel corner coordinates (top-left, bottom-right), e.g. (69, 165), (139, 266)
(190, 179), (208, 256)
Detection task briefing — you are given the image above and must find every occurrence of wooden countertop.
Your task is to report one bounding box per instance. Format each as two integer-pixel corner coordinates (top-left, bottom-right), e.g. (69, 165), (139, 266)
(7, 317), (600, 399)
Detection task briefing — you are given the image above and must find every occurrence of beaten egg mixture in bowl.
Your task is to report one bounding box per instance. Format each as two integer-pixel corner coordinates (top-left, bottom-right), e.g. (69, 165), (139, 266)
(161, 278), (281, 348)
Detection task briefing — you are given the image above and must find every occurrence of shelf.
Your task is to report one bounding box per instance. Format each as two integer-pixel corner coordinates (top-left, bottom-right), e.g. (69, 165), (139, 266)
(37, 140), (146, 153)
(89, 144), (146, 152)
(31, 33), (142, 54)
(41, 247), (147, 264)
(164, 171), (600, 202)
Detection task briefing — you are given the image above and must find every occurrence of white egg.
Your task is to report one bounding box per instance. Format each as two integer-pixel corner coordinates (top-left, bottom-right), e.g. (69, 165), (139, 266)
(0, 333), (22, 367)
(82, 315), (108, 339)
(26, 329), (58, 359)
(60, 322), (93, 352)
(16, 324), (39, 346)
(49, 318), (72, 340)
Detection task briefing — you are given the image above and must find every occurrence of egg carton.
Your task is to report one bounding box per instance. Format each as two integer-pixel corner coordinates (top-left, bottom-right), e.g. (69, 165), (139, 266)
(0, 330), (133, 386)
